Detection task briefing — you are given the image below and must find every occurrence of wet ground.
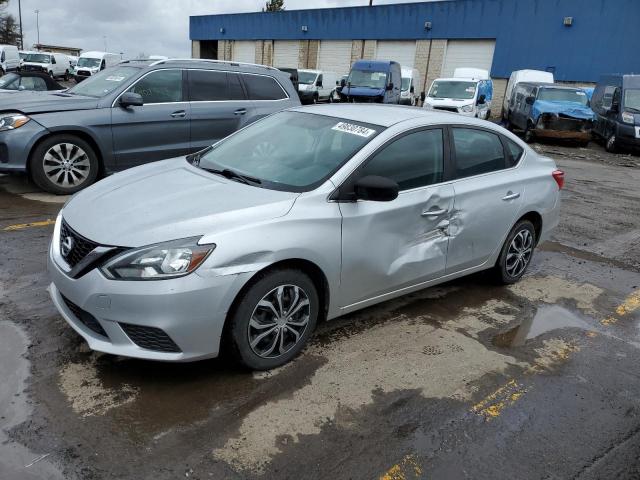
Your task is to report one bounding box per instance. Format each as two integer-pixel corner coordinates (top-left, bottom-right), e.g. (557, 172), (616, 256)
(1, 141), (639, 479)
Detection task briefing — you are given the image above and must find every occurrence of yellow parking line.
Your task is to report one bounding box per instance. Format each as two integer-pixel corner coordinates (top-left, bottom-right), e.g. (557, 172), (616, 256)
(2, 218), (55, 231)
(615, 290), (640, 317)
(380, 455), (423, 480)
(471, 379), (527, 420)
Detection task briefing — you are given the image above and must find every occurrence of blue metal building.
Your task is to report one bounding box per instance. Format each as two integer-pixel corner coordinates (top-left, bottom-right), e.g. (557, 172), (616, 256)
(190, 0), (637, 82)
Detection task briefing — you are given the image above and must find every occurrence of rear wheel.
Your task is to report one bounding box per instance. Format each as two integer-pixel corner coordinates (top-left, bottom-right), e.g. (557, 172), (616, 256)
(30, 134), (99, 194)
(493, 220), (536, 284)
(228, 269), (319, 370)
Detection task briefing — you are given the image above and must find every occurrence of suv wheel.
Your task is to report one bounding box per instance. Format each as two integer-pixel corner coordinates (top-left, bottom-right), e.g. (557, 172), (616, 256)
(494, 220), (536, 284)
(228, 269), (319, 370)
(30, 135), (99, 194)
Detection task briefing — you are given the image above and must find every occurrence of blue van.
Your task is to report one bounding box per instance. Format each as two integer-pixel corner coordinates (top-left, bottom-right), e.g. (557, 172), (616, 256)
(338, 60), (402, 104)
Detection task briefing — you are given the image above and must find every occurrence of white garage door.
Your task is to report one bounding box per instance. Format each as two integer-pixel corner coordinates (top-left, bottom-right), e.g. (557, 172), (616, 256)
(233, 41), (255, 64)
(317, 40), (352, 76)
(375, 41), (416, 69)
(441, 40), (496, 78)
(272, 41), (299, 68)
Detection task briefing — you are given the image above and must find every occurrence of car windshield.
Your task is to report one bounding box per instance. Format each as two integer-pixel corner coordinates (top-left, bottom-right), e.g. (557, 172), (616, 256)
(77, 57), (101, 68)
(67, 66), (139, 98)
(19, 52), (28, 59)
(298, 71), (318, 85)
(401, 78), (410, 91)
(197, 111), (382, 191)
(623, 89), (640, 111)
(428, 81), (477, 100)
(537, 88), (588, 105)
(25, 53), (51, 64)
(0, 73), (20, 90)
(347, 69), (388, 89)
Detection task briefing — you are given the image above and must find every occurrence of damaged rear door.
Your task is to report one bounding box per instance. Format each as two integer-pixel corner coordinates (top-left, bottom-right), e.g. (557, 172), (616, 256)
(338, 127), (453, 307)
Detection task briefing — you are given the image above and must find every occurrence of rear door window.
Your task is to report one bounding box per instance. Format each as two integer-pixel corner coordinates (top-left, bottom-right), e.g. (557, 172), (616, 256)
(241, 74), (287, 100)
(452, 128), (506, 178)
(189, 70), (232, 101)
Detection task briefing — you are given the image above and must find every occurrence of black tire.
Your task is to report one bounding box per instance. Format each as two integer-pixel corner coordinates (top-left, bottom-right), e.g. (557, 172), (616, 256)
(523, 123), (535, 143)
(29, 134), (99, 195)
(493, 220), (536, 284)
(48, 70), (54, 78)
(504, 115), (513, 132)
(0, 68), (4, 77)
(486, 109), (492, 120)
(312, 94), (319, 104)
(228, 269), (319, 370)
(605, 133), (618, 153)
(64, 70), (69, 81)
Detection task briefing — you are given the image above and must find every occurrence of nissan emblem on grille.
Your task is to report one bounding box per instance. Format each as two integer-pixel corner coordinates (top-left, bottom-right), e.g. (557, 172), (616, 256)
(61, 235), (75, 258)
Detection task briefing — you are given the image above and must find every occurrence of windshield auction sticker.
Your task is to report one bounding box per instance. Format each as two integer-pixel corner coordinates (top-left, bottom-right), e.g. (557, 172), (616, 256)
(105, 76), (126, 82)
(332, 122), (376, 138)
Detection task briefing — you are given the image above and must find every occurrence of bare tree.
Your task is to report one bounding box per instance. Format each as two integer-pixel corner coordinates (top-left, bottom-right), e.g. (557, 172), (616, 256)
(263, 0), (285, 12)
(0, 6), (19, 46)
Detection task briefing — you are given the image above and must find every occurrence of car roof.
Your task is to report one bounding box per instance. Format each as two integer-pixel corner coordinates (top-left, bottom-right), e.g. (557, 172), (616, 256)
(518, 82), (576, 89)
(128, 58), (286, 78)
(289, 104), (473, 127)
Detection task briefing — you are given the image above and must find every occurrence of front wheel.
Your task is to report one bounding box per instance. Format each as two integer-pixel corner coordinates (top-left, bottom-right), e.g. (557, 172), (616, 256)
(493, 220), (536, 284)
(605, 133), (618, 153)
(523, 124), (535, 143)
(64, 70), (69, 81)
(30, 135), (99, 194)
(228, 269), (319, 370)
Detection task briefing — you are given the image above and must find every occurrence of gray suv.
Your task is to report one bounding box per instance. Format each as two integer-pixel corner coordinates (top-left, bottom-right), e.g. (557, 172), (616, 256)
(0, 59), (300, 194)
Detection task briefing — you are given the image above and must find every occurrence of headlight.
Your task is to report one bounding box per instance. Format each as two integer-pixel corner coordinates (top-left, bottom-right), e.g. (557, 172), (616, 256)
(101, 237), (215, 281)
(460, 104), (474, 113)
(622, 111), (635, 124)
(0, 113), (30, 132)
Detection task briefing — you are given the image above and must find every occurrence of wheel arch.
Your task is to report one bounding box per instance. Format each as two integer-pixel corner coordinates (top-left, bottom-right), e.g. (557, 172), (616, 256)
(515, 210), (543, 246)
(27, 129), (106, 177)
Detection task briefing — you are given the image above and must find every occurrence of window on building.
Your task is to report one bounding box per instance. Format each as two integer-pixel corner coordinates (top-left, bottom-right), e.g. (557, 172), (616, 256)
(242, 74), (287, 100)
(129, 69), (183, 104)
(452, 128), (506, 178)
(359, 129), (444, 190)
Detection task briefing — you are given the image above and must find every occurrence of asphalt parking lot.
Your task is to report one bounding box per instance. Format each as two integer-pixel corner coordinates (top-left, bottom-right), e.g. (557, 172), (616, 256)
(0, 140), (639, 480)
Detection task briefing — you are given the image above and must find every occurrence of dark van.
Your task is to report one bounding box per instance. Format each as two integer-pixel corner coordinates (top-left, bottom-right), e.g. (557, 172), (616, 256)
(591, 74), (640, 152)
(338, 60), (401, 104)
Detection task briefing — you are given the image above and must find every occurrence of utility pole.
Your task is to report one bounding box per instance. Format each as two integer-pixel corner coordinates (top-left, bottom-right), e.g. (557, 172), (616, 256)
(18, 0), (23, 49)
(34, 9), (39, 47)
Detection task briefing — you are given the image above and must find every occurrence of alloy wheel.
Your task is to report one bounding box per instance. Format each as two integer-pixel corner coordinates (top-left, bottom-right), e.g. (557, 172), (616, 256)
(505, 229), (533, 277)
(247, 284), (311, 359)
(42, 143), (91, 188)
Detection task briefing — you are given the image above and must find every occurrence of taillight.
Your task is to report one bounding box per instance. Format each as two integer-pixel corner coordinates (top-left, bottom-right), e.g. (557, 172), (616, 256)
(552, 170), (565, 189)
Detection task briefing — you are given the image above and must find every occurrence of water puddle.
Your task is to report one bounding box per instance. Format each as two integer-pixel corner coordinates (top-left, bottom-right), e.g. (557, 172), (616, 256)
(493, 305), (593, 348)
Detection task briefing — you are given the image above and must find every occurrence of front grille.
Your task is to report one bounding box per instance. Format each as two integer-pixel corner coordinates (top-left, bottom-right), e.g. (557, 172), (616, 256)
(433, 106), (459, 113)
(61, 294), (108, 338)
(76, 70), (90, 77)
(120, 323), (181, 353)
(60, 220), (99, 268)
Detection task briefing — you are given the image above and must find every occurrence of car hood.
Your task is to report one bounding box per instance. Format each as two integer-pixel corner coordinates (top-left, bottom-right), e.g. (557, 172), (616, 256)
(341, 86), (385, 97)
(61, 158), (300, 247)
(532, 100), (595, 121)
(425, 97), (473, 107)
(0, 91), (99, 114)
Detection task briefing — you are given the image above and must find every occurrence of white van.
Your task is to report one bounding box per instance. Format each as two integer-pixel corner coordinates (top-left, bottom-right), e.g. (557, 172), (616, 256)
(74, 51), (121, 82)
(400, 67), (421, 105)
(423, 68), (494, 119)
(0, 45), (20, 74)
(297, 69), (339, 104)
(502, 69), (554, 120)
(21, 52), (71, 80)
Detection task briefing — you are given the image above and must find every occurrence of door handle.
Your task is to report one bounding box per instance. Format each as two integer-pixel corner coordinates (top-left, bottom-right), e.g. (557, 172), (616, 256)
(421, 208), (447, 217)
(234, 108), (247, 116)
(502, 191), (521, 201)
(170, 110), (186, 118)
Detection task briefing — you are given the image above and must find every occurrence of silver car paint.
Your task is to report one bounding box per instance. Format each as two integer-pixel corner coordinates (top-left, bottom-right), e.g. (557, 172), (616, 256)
(49, 105), (561, 361)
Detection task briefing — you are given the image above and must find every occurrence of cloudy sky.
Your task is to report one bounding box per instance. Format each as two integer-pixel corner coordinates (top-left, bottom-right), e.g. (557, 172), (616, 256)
(7, 0), (427, 58)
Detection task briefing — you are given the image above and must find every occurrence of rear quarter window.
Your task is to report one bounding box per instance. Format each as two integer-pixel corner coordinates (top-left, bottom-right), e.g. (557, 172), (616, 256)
(505, 138), (524, 167)
(242, 74), (287, 100)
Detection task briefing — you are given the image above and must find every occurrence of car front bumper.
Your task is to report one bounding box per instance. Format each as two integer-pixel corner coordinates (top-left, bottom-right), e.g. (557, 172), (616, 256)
(0, 120), (49, 173)
(47, 240), (252, 362)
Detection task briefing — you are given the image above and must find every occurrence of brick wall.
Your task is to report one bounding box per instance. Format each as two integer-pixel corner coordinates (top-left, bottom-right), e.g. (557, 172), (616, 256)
(351, 40), (364, 64)
(363, 40), (376, 60)
(298, 40), (320, 69)
(191, 41), (200, 59)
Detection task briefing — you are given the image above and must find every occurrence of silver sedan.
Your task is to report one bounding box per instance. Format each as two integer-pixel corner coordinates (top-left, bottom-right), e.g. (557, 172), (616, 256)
(48, 105), (563, 370)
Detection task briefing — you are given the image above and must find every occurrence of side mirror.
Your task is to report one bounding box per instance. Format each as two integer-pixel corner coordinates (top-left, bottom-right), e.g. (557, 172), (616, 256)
(525, 96), (535, 105)
(340, 78), (346, 88)
(386, 82), (394, 91)
(477, 94), (486, 105)
(354, 176), (399, 202)
(409, 85), (415, 93)
(611, 98), (620, 113)
(119, 92), (144, 108)
(335, 80), (339, 86)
